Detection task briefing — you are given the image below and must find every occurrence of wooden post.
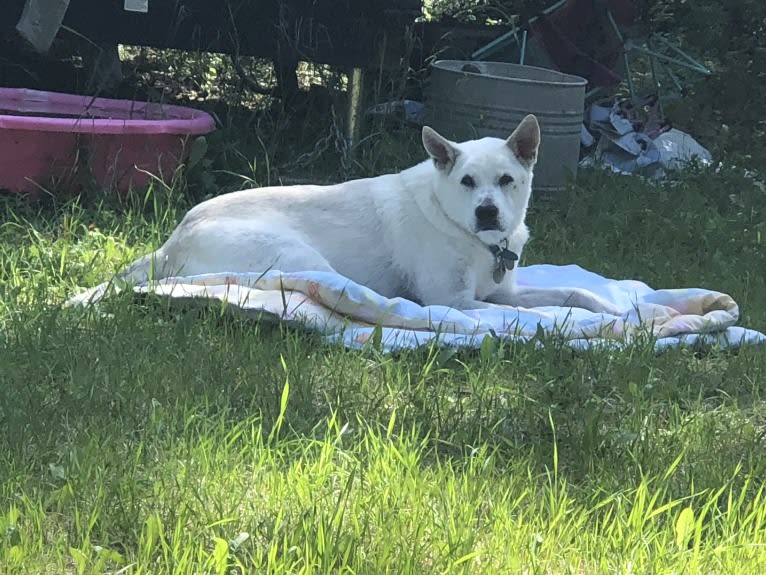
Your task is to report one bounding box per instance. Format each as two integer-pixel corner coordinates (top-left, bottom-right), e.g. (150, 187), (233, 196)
(345, 67), (365, 149)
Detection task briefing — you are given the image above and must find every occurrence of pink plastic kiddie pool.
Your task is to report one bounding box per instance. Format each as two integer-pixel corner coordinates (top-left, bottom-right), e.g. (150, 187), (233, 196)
(0, 88), (216, 195)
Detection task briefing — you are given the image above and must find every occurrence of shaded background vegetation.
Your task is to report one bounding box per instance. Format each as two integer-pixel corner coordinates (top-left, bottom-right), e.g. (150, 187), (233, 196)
(2, 0), (764, 189)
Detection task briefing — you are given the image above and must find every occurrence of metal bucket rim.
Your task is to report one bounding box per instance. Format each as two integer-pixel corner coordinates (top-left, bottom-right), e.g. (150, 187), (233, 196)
(431, 59), (587, 88)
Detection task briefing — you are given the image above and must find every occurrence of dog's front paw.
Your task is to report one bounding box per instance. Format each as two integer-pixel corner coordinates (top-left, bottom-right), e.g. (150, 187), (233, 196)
(421, 294), (491, 311)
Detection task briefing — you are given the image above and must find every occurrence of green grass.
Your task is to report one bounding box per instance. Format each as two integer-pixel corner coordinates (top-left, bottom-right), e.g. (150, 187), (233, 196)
(1, 142), (766, 573)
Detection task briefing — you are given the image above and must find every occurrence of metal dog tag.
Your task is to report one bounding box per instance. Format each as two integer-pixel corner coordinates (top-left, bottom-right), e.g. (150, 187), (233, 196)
(500, 248), (518, 269)
(493, 262), (506, 283)
(490, 244), (518, 283)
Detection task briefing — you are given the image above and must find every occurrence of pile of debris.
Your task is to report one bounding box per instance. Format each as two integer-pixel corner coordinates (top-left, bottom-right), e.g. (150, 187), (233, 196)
(580, 95), (712, 178)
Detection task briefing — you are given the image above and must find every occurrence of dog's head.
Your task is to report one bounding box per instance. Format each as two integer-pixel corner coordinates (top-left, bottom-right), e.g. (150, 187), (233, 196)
(421, 115), (540, 245)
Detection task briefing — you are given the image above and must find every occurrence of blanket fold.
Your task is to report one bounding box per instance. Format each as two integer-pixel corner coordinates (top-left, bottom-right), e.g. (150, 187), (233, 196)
(116, 264), (765, 352)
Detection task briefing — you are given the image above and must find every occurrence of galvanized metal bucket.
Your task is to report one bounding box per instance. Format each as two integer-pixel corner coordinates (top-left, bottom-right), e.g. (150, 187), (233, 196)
(425, 60), (587, 192)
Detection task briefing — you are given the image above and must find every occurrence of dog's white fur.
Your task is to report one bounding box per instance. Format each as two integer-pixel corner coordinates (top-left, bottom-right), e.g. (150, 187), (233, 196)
(69, 115), (617, 313)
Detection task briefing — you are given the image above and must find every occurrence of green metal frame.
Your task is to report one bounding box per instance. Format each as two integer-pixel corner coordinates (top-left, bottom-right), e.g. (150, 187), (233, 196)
(471, 0), (568, 63)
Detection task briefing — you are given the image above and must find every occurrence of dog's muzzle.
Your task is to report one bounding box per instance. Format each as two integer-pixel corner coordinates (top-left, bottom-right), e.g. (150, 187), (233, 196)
(474, 203), (500, 231)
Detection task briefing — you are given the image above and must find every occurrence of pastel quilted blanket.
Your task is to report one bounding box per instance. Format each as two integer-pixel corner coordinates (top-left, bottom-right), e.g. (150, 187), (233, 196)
(108, 264), (765, 352)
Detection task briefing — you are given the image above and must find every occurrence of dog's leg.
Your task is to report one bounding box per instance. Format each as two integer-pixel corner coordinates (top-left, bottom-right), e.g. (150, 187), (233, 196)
(489, 286), (622, 315)
(163, 224), (338, 277)
(238, 242), (337, 276)
(407, 264), (493, 310)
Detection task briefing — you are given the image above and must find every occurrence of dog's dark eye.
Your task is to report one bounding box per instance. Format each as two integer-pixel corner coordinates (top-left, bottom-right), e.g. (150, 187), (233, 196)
(461, 175), (476, 188)
(498, 174), (514, 186)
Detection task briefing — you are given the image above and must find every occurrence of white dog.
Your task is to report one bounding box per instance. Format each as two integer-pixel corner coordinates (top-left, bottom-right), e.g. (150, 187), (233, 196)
(70, 115), (616, 313)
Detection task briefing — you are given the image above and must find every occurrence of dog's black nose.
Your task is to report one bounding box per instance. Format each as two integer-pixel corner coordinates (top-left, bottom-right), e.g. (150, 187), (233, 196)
(475, 204), (499, 229)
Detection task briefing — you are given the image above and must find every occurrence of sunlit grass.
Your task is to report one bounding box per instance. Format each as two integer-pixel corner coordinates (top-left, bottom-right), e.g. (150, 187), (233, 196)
(1, 156), (765, 573)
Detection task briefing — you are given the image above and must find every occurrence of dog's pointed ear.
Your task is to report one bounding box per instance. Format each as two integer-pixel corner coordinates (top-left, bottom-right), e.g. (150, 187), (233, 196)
(422, 126), (460, 173)
(506, 114), (540, 166)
